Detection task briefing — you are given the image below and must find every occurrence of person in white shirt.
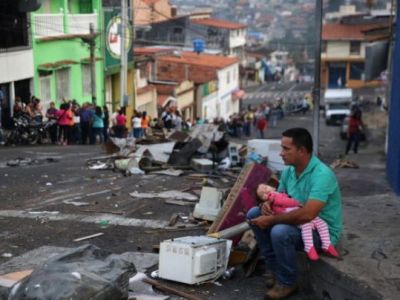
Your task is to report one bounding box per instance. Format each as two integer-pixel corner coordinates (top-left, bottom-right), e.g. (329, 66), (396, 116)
(132, 112), (142, 138)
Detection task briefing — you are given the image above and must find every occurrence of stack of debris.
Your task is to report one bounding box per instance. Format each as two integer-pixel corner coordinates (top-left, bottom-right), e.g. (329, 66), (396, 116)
(87, 125), (249, 176)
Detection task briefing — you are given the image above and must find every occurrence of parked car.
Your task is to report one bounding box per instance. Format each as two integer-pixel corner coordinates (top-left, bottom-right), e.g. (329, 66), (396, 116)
(340, 116), (366, 141)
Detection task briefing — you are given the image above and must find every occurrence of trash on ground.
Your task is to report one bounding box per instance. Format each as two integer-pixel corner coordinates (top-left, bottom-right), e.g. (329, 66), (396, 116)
(129, 272), (169, 300)
(191, 158), (214, 172)
(330, 159), (360, 169)
(0, 270), (32, 288)
(63, 200), (90, 206)
(164, 199), (196, 206)
(89, 162), (113, 170)
(130, 190), (198, 201)
(143, 277), (202, 300)
(152, 169), (184, 177)
(73, 232), (104, 242)
(8, 245), (136, 300)
(193, 187), (223, 221)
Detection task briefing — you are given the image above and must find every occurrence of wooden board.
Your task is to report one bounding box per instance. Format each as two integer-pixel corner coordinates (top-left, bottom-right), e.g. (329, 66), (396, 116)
(208, 163), (271, 244)
(0, 270), (33, 288)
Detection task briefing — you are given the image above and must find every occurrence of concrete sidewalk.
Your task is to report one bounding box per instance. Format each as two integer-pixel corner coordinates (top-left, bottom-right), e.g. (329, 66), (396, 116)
(307, 131), (400, 299)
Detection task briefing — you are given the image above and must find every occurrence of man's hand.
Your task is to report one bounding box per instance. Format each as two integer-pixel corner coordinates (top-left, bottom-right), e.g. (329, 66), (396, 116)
(249, 215), (274, 229)
(261, 202), (273, 216)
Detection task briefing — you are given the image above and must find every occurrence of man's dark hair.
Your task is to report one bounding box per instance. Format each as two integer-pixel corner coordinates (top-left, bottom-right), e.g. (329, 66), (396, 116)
(282, 128), (313, 154)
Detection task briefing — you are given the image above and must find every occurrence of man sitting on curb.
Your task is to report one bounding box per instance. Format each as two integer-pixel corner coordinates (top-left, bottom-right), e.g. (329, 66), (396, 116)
(247, 127), (343, 299)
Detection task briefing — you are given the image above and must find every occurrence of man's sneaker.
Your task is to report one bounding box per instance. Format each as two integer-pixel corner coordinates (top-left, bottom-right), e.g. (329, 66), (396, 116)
(265, 283), (298, 299)
(263, 271), (276, 289)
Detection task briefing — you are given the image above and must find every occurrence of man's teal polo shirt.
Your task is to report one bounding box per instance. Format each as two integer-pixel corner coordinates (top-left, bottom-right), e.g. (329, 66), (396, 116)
(277, 155), (343, 245)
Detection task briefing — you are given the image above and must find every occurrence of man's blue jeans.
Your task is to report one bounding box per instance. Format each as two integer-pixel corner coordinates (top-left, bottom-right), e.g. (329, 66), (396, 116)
(247, 206), (322, 287)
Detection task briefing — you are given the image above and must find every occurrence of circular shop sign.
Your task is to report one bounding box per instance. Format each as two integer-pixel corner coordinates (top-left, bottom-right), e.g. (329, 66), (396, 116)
(106, 15), (132, 59)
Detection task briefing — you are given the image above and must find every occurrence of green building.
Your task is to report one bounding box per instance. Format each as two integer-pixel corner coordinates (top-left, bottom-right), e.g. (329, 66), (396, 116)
(30, 0), (104, 110)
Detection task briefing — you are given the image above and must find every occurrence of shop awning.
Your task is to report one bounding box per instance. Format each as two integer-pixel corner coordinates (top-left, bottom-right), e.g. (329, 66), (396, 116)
(38, 60), (78, 71)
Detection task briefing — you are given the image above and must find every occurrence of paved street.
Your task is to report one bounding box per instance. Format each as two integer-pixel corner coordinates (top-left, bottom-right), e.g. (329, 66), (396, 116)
(243, 82), (313, 107)
(0, 106), (392, 299)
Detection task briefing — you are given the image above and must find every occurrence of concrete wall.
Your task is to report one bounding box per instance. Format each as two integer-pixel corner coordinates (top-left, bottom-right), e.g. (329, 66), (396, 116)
(0, 50), (34, 83)
(217, 63), (240, 119)
(229, 29), (246, 49)
(324, 41), (366, 59)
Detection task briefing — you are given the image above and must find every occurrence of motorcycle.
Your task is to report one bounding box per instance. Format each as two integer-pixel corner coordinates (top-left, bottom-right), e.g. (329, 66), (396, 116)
(6, 114), (50, 145)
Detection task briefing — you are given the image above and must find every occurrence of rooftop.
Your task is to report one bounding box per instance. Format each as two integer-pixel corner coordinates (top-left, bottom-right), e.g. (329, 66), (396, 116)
(191, 18), (247, 30)
(158, 51), (239, 69)
(322, 23), (389, 41)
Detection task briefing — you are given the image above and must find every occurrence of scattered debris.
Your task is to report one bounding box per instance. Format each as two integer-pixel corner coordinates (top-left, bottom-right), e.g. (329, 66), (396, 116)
(168, 139), (202, 166)
(191, 158), (214, 172)
(0, 270), (32, 288)
(193, 187), (223, 221)
(165, 200), (196, 206)
(330, 159), (360, 169)
(168, 213), (180, 227)
(88, 162), (113, 170)
(143, 277), (203, 300)
(63, 200), (90, 207)
(6, 157), (59, 168)
(73, 232), (104, 242)
(8, 245), (136, 300)
(129, 272), (169, 300)
(130, 191), (198, 201)
(152, 169), (184, 177)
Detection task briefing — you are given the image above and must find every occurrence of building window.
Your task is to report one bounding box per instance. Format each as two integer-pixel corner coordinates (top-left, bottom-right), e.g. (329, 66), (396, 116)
(350, 41), (361, 55)
(350, 63), (365, 80)
(39, 76), (52, 113)
(0, 2), (29, 49)
(56, 68), (71, 101)
(82, 64), (92, 96)
(227, 71), (230, 84)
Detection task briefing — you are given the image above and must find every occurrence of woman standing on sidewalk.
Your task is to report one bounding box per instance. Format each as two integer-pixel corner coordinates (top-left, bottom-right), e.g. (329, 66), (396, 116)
(345, 110), (363, 155)
(91, 106), (104, 144)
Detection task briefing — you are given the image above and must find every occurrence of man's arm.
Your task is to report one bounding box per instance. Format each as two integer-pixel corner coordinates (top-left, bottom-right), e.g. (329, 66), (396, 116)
(250, 199), (325, 229)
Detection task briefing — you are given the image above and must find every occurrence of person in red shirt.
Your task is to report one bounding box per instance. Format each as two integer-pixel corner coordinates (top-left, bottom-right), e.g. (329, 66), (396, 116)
(345, 110), (363, 155)
(257, 117), (267, 139)
(114, 109), (126, 138)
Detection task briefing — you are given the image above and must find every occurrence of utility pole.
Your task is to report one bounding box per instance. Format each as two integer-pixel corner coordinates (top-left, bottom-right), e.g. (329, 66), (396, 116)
(89, 23), (96, 106)
(120, 0), (128, 108)
(312, 0), (323, 156)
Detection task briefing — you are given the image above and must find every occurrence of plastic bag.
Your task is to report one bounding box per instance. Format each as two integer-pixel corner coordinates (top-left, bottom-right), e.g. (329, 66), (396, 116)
(9, 244), (136, 300)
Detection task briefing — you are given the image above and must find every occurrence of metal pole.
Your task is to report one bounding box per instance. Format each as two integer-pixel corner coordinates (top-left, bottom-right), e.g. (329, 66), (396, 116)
(89, 23), (96, 106)
(312, 0), (323, 156)
(120, 0), (128, 108)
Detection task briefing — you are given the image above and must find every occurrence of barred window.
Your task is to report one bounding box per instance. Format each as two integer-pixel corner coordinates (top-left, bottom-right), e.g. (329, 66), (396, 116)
(56, 68), (71, 101)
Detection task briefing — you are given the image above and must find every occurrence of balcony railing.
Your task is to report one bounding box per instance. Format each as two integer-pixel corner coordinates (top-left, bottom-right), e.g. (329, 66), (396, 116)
(33, 13), (98, 38)
(34, 14), (64, 38)
(68, 14), (98, 34)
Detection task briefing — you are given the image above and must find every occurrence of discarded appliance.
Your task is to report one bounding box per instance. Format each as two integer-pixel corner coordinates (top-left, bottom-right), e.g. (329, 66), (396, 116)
(191, 158), (214, 172)
(193, 187), (223, 221)
(228, 144), (240, 166)
(247, 139), (284, 171)
(158, 236), (232, 285)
